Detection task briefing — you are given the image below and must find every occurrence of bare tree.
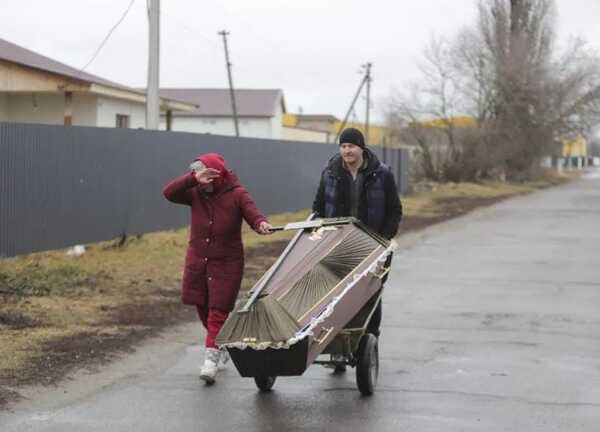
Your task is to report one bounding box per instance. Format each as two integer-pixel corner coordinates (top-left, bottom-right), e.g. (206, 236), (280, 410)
(544, 38), (600, 138)
(386, 37), (470, 181)
(476, 0), (554, 177)
(386, 0), (600, 182)
(590, 133), (600, 157)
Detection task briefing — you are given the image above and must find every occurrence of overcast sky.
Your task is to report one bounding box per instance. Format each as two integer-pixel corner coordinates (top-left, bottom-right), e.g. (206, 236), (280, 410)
(1, 0), (598, 123)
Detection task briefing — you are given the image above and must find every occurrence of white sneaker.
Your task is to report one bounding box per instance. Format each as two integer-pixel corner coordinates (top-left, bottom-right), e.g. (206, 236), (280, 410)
(218, 348), (230, 371)
(200, 348), (220, 384)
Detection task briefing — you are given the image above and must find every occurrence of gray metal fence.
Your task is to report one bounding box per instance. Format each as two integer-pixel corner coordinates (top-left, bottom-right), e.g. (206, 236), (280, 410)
(0, 122), (409, 257)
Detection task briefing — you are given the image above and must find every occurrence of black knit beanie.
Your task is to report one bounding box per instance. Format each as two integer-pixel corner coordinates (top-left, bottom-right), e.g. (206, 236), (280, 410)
(339, 128), (365, 149)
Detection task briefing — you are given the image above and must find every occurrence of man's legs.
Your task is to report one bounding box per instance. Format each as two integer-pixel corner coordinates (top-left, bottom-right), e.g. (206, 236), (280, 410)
(367, 300), (382, 337)
(367, 252), (393, 337)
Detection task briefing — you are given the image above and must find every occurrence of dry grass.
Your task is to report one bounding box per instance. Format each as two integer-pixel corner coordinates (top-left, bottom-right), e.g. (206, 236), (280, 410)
(0, 172), (576, 405)
(402, 169), (577, 227)
(0, 209), (308, 386)
(404, 182), (529, 218)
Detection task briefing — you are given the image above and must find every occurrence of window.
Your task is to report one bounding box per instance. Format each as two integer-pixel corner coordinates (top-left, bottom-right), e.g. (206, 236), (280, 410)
(116, 114), (130, 128)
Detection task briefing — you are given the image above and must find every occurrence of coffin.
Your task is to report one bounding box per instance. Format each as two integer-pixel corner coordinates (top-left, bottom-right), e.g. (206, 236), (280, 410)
(218, 217), (395, 377)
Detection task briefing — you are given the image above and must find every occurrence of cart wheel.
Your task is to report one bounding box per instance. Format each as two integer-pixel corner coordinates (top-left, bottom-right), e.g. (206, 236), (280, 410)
(254, 375), (276, 392)
(355, 333), (378, 396)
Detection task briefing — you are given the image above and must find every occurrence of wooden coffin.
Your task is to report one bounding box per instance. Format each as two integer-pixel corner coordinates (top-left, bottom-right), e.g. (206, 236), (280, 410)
(224, 218), (394, 377)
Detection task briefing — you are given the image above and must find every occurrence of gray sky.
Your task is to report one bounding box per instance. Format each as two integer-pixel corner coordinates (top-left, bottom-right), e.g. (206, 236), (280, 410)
(1, 0), (598, 123)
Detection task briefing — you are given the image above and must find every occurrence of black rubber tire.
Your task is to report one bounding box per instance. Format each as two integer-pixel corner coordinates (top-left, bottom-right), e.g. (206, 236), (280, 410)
(355, 333), (379, 396)
(254, 375), (276, 392)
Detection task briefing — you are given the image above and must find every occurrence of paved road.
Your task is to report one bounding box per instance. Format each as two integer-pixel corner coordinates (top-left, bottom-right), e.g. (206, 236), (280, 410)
(2, 170), (599, 431)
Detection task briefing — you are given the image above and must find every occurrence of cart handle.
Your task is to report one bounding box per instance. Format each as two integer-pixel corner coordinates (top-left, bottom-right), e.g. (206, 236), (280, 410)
(268, 217), (355, 232)
(267, 219), (323, 232)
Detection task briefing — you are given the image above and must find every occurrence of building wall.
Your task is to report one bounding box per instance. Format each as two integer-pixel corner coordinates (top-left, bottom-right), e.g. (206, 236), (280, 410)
(0, 60), (89, 93)
(0, 93), (148, 129)
(2, 93), (64, 124)
(72, 93), (98, 126)
(296, 118), (335, 133)
(0, 60), (149, 128)
(0, 93), (7, 119)
(164, 116), (276, 139)
(96, 96), (146, 129)
(0, 93), (105, 127)
(282, 126), (330, 143)
(282, 113), (298, 127)
(562, 135), (587, 158)
(161, 94), (284, 139)
(270, 99), (284, 139)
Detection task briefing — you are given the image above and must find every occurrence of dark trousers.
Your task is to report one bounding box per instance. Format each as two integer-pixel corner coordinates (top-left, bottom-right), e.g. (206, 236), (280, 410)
(366, 252), (393, 337)
(367, 301), (382, 337)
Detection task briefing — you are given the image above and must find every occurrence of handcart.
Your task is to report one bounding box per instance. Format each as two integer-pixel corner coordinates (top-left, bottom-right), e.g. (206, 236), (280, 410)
(216, 217), (395, 396)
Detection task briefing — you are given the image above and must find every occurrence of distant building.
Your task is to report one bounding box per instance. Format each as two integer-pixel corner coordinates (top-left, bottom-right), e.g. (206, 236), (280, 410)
(561, 135), (589, 169)
(0, 38), (195, 128)
(284, 113), (339, 133)
(282, 113), (401, 146)
(282, 124), (332, 143)
(282, 113), (335, 143)
(159, 88), (286, 139)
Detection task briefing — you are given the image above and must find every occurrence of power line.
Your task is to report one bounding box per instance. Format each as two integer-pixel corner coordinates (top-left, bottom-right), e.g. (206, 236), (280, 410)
(77, 0), (137, 76)
(159, 8), (254, 82)
(159, 8), (222, 57)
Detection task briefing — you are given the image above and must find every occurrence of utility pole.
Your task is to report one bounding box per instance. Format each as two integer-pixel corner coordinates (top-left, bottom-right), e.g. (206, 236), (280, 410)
(364, 62), (372, 146)
(335, 63), (370, 144)
(218, 30), (240, 137)
(146, 0), (160, 129)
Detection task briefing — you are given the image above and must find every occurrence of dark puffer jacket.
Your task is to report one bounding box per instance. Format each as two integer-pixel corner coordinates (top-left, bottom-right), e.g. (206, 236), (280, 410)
(312, 149), (402, 239)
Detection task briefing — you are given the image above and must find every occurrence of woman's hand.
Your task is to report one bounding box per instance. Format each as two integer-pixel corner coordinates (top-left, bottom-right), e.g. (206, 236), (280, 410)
(194, 168), (220, 185)
(257, 221), (273, 235)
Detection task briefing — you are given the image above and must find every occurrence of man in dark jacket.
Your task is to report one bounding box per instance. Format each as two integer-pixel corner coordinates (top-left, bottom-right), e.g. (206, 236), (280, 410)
(312, 128), (402, 337)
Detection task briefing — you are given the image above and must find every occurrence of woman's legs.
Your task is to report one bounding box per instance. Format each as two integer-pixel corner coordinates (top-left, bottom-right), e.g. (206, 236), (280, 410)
(196, 305), (208, 329)
(199, 307), (229, 383)
(205, 308), (229, 348)
(195, 306), (229, 348)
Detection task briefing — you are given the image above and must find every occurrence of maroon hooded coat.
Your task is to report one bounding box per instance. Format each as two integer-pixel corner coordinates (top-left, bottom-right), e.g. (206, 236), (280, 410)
(162, 154), (267, 312)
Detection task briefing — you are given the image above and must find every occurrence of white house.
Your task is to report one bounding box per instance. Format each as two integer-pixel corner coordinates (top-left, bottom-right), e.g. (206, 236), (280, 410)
(159, 88), (286, 139)
(0, 38), (195, 128)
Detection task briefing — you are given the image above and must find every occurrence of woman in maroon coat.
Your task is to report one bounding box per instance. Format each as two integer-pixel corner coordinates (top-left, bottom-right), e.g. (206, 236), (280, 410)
(163, 153), (271, 383)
